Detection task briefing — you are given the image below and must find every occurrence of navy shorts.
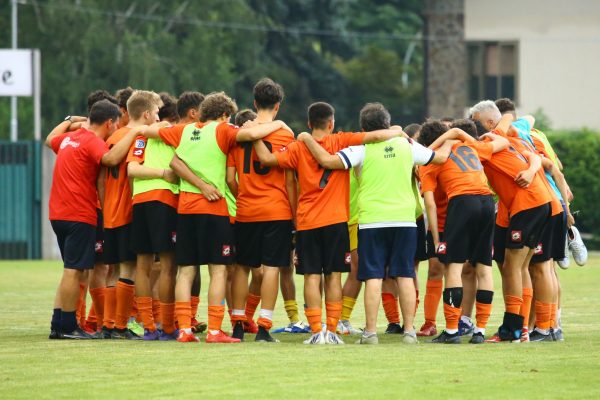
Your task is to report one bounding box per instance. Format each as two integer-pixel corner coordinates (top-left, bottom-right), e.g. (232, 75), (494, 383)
(357, 227), (416, 280)
(51, 220), (97, 270)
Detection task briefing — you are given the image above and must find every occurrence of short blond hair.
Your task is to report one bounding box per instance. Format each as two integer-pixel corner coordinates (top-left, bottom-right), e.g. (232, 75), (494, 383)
(126, 90), (162, 120)
(200, 92), (238, 122)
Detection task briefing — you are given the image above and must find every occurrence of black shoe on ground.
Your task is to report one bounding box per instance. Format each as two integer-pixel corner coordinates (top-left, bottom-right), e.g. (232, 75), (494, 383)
(431, 330), (461, 344)
(110, 327), (141, 340)
(469, 332), (485, 344)
(49, 329), (61, 340)
(384, 323), (404, 334)
(529, 328), (553, 342)
(60, 327), (95, 340)
(232, 321), (245, 341)
(98, 327), (113, 339)
(552, 328), (564, 341)
(255, 326), (279, 343)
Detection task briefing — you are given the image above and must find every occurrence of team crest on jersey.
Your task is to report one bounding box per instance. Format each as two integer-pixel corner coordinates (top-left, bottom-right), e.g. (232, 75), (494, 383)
(222, 245), (231, 256)
(134, 139), (145, 148)
(60, 137), (80, 150)
(534, 243), (543, 255)
(171, 231), (177, 244)
(511, 230), (522, 242)
(133, 149), (143, 156)
(95, 240), (103, 254)
(344, 252), (351, 264)
(437, 242), (447, 255)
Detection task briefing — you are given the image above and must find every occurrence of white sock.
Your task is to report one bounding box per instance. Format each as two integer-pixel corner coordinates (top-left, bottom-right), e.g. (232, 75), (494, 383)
(183, 328), (192, 334)
(363, 330), (377, 337)
(446, 328), (458, 334)
(258, 308), (273, 321)
(209, 329), (220, 335)
(535, 327), (549, 335)
(232, 309), (245, 317)
(474, 326), (485, 335)
(460, 315), (472, 324)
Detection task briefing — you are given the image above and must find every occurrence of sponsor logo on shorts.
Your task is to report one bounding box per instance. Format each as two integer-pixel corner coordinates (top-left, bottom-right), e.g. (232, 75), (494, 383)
(133, 149), (143, 156)
(60, 137), (80, 150)
(344, 252), (351, 264)
(222, 245), (231, 256)
(95, 240), (103, 253)
(171, 231), (177, 244)
(134, 139), (145, 149)
(511, 230), (522, 242)
(437, 242), (447, 255)
(534, 243), (543, 255)
(279, 146), (287, 152)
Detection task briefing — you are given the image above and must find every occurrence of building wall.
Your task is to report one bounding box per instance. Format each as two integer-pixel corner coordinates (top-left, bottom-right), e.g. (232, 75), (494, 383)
(465, 0), (600, 130)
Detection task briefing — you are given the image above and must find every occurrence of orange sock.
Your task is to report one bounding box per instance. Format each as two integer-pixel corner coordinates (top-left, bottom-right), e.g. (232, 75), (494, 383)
(382, 293), (400, 324)
(245, 294), (261, 321)
(550, 302), (557, 327)
(424, 279), (443, 325)
(77, 283), (87, 327)
(175, 301), (192, 330)
(86, 305), (97, 327)
(103, 286), (116, 329)
(88, 287), (105, 330)
(325, 301), (342, 332)
(443, 303), (462, 330)
(257, 317), (273, 330)
(535, 301), (552, 330)
(191, 296), (200, 320)
(208, 305), (225, 332)
(475, 302), (492, 329)
(131, 297), (139, 321)
(415, 289), (420, 315)
(161, 302), (175, 334)
(137, 296), (156, 332)
(504, 295), (523, 315)
(115, 280), (135, 330)
(520, 287), (533, 328)
(152, 299), (161, 326)
(305, 307), (322, 333)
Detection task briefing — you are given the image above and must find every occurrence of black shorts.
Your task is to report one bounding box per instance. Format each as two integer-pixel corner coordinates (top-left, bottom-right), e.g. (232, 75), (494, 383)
(552, 203), (568, 261)
(51, 220), (97, 270)
(426, 230), (445, 260)
(235, 220), (293, 267)
(103, 224), (136, 264)
(358, 227), (416, 280)
(493, 225), (507, 264)
(95, 209), (104, 263)
(296, 222), (350, 275)
(439, 194), (494, 266)
(131, 201), (177, 254)
(415, 217), (428, 262)
(176, 214), (235, 266)
(532, 211), (566, 263)
(506, 203), (551, 250)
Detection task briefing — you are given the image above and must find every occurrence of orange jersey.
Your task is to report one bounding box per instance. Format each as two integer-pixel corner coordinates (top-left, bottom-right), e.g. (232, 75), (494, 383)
(419, 164), (449, 233)
(274, 132), (366, 231)
(496, 200), (509, 228)
(423, 141), (493, 200)
(230, 128), (294, 222)
(103, 127), (133, 228)
(482, 129), (552, 216)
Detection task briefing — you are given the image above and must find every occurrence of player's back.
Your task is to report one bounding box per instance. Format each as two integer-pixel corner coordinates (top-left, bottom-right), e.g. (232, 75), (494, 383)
(104, 127), (134, 228)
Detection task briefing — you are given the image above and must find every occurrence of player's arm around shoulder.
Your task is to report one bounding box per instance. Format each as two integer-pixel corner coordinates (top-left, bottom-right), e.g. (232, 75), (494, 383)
(44, 116), (87, 150)
(253, 138), (280, 167)
(297, 132), (346, 170)
(478, 132), (510, 153)
(237, 120), (293, 142)
(361, 126), (407, 144)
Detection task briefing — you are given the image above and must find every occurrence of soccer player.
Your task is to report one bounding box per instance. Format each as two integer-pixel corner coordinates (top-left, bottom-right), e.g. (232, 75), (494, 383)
(126, 90), (180, 341)
(295, 103), (452, 345)
(418, 120), (509, 344)
(46, 100), (147, 339)
(253, 102), (407, 345)
(115, 87), (134, 128)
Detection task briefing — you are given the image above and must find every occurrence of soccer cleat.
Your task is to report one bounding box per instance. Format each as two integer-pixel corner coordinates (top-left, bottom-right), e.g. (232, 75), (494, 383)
(529, 328), (553, 342)
(430, 330), (460, 344)
(272, 321), (311, 334)
(402, 331), (418, 344)
(191, 318), (207, 334)
(231, 321), (245, 341)
(458, 317), (475, 337)
(255, 326), (279, 343)
(98, 327), (113, 339)
(337, 320), (362, 335)
(484, 333), (502, 343)
(303, 331), (326, 345)
(325, 330), (345, 345)
(568, 226), (588, 266)
(520, 327), (530, 342)
(552, 328), (564, 341)
(469, 332), (485, 344)
(557, 238), (570, 269)
(60, 327), (95, 340)
(143, 329), (160, 341)
(384, 323), (404, 334)
(159, 329), (179, 341)
(356, 332), (379, 345)
(127, 319), (144, 337)
(417, 322), (438, 337)
(82, 322), (97, 335)
(177, 330), (200, 343)
(49, 329), (60, 340)
(243, 319), (259, 334)
(111, 328), (141, 340)
(206, 330), (241, 343)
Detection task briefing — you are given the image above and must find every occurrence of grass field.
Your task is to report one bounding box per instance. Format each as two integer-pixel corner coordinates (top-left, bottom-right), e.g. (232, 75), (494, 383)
(1, 257), (599, 399)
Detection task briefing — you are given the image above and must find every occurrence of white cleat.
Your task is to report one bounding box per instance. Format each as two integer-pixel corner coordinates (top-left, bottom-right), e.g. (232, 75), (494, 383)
(568, 226), (588, 266)
(337, 320), (362, 335)
(303, 331), (326, 345)
(325, 330), (345, 345)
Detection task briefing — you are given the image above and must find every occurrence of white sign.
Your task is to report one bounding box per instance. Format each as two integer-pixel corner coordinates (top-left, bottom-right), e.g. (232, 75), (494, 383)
(0, 49), (33, 96)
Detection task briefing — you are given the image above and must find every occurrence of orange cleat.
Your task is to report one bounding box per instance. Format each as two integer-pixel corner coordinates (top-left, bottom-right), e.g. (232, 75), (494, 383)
(206, 330), (242, 343)
(244, 319), (259, 334)
(416, 322), (437, 337)
(177, 330), (200, 343)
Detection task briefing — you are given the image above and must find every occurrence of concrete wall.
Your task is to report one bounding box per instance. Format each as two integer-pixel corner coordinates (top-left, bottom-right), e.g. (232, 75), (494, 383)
(465, 0), (600, 130)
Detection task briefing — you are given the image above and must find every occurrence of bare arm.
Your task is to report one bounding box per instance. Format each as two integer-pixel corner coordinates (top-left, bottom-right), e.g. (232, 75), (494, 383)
(361, 128), (406, 144)
(428, 128), (475, 150)
(169, 154), (222, 201)
(495, 113), (515, 134)
(423, 191), (440, 249)
(285, 170), (298, 222)
(298, 132), (345, 170)
(44, 116), (87, 148)
(252, 140), (279, 167)
(479, 132), (510, 153)
(127, 161), (178, 184)
(543, 159), (574, 227)
(237, 120), (293, 142)
(514, 151), (542, 188)
(143, 121), (171, 139)
(522, 115), (535, 129)
(101, 126), (145, 167)
(429, 140), (456, 165)
(226, 166), (238, 198)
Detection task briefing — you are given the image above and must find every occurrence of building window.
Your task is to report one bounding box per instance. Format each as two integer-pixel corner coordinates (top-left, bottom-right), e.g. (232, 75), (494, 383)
(468, 42), (518, 103)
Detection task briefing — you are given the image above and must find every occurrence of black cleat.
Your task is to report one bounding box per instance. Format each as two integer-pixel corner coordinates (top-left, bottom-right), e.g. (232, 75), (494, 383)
(49, 329), (61, 340)
(232, 321), (245, 341)
(98, 327), (113, 339)
(384, 323), (404, 334)
(469, 332), (485, 344)
(529, 328), (553, 342)
(552, 328), (564, 341)
(431, 330), (461, 344)
(60, 327), (95, 340)
(255, 326), (279, 343)
(110, 328), (141, 340)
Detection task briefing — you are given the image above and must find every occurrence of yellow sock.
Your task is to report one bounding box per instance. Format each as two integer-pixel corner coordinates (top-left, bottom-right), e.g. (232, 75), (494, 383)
(284, 300), (300, 324)
(341, 296), (357, 321)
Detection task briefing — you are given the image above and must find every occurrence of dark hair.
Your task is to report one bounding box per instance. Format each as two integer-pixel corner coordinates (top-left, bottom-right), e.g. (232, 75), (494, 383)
(474, 119), (487, 137)
(451, 118), (478, 138)
(359, 102), (391, 132)
(200, 92), (238, 121)
(495, 98), (516, 115)
(404, 123), (422, 138)
(89, 99), (121, 125)
(441, 116), (454, 123)
(253, 78), (284, 110)
(417, 120), (448, 147)
(235, 109), (257, 127)
(308, 102), (335, 130)
(87, 90), (117, 113)
(177, 91), (205, 119)
(158, 92), (178, 122)
(114, 87), (134, 109)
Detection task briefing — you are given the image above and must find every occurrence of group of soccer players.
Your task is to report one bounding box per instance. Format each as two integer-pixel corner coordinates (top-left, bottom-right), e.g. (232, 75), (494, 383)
(46, 77), (587, 345)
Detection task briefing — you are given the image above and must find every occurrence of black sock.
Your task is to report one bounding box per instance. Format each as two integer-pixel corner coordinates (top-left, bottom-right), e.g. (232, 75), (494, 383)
(59, 311), (78, 333)
(476, 290), (494, 304)
(118, 278), (134, 285)
(443, 287), (463, 308)
(51, 308), (62, 331)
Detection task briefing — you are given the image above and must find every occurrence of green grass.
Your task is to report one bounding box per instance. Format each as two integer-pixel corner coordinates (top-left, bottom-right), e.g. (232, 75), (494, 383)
(1, 257), (599, 399)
